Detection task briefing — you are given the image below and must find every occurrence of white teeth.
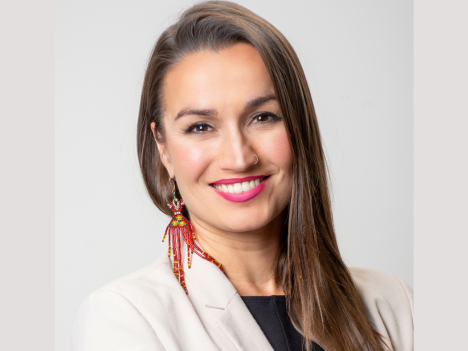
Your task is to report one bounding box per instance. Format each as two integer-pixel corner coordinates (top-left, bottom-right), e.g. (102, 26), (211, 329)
(233, 183), (242, 193)
(214, 177), (265, 193)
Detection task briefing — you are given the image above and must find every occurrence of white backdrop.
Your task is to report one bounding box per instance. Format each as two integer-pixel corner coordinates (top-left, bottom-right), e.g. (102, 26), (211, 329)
(56, 1), (412, 350)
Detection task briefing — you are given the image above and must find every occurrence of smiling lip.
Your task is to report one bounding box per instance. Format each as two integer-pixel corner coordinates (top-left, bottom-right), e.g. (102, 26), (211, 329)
(210, 175), (267, 185)
(212, 176), (269, 203)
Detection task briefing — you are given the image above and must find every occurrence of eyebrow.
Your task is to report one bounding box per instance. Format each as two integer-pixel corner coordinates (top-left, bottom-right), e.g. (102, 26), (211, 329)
(174, 93), (277, 120)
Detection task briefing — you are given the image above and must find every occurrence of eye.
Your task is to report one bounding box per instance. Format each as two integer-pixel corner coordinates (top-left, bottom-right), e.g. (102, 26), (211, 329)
(251, 112), (282, 124)
(184, 123), (213, 134)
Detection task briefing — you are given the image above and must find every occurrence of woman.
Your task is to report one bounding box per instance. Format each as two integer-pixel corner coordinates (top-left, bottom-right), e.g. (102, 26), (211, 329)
(72, 1), (413, 350)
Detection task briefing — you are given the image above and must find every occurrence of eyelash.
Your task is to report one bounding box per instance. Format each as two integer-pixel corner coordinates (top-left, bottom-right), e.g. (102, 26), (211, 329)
(183, 112), (282, 134)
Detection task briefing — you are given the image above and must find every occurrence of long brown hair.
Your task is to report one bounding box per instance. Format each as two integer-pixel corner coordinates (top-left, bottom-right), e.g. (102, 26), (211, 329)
(137, 1), (389, 350)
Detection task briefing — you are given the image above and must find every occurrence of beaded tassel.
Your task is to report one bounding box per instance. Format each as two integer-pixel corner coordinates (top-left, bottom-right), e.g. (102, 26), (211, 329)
(163, 186), (223, 294)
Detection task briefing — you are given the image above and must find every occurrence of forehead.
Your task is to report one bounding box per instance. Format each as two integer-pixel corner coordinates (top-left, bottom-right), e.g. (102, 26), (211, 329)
(163, 43), (275, 115)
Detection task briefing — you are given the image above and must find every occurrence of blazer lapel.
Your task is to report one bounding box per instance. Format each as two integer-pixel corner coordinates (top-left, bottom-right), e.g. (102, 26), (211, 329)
(182, 243), (274, 351)
(216, 294), (275, 351)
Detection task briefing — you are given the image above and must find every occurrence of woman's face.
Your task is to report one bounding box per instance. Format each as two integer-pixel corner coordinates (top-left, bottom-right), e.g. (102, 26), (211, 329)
(153, 43), (293, 234)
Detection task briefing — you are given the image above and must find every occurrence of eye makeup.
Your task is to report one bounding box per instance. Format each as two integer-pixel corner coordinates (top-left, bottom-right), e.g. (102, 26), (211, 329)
(249, 111), (282, 125)
(182, 122), (213, 134)
(181, 111), (282, 135)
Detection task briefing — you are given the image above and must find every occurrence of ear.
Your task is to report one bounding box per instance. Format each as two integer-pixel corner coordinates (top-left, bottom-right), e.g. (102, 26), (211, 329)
(151, 122), (175, 179)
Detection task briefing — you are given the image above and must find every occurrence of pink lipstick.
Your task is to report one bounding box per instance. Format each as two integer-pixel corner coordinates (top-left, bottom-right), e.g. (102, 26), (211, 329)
(211, 175), (267, 185)
(211, 176), (269, 203)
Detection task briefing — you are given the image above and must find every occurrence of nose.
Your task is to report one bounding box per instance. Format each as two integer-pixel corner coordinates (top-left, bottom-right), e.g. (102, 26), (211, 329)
(217, 126), (257, 172)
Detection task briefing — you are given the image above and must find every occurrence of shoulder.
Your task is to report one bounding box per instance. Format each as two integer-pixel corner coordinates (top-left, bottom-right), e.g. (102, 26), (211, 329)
(88, 253), (174, 297)
(349, 267), (414, 312)
(81, 253), (178, 309)
(349, 267), (414, 351)
(72, 253), (180, 351)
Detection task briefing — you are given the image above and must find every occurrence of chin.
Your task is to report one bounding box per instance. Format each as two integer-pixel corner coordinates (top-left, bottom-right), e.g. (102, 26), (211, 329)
(217, 213), (278, 234)
(223, 222), (265, 233)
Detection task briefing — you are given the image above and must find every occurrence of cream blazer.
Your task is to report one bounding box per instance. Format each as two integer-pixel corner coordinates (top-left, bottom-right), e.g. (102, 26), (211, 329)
(72, 246), (414, 351)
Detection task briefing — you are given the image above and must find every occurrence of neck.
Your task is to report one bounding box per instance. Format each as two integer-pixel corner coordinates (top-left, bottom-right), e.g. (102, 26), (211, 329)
(190, 210), (286, 297)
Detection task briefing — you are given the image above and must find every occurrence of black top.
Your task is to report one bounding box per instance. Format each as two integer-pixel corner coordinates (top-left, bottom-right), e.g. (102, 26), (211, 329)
(241, 295), (324, 351)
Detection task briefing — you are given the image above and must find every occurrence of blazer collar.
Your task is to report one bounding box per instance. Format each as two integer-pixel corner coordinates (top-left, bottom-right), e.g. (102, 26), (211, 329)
(185, 248), (236, 309)
(176, 241), (331, 351)
(180, 241), (275, 351)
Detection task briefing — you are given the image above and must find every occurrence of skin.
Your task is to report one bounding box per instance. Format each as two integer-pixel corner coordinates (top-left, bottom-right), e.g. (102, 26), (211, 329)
(151, 43), (293, 296)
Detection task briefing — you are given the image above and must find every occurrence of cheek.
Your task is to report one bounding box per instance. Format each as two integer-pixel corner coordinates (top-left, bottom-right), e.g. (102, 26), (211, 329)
(166, 139), (212, 186)
(260, 128), (293, 171)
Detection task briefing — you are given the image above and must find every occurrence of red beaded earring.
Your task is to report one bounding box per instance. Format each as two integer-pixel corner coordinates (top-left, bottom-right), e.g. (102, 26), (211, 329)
(163, 178), (224, 294)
